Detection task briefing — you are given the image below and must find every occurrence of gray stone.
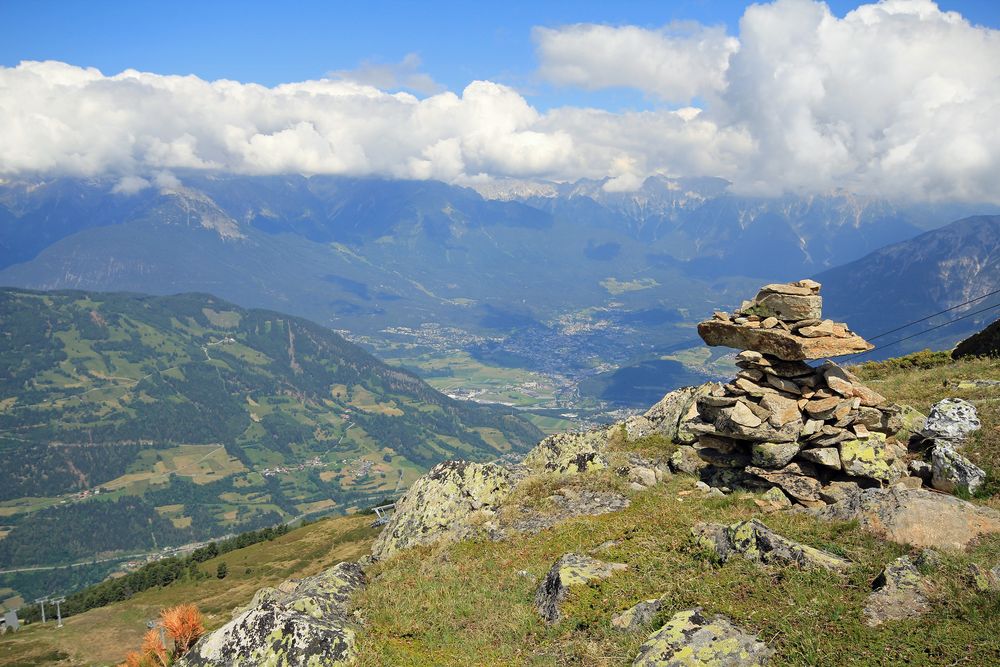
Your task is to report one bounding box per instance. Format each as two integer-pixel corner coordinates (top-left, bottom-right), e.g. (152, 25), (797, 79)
(523, 430), (609, 474)
(508, 488), (629, 536)
(863, 556), (929, 627)
(632, 608), (772, 667)
(751, 441), (800, 468)
(697, 319), (873, 361)
(371, 461), (514, 560)
(747, 463), (823, 502)
(931, 444), (986, 495)
(798, 447), (842, 470)
(670, 446), (708, 475)
(751, 288), (822, 321)
(611, 597), (667, 631)
(921, 398), (981, 443)
(644, 383), (719, 444)
(691, 519), (851, 570)
(909, 459), (932, 480)
(535, 554), (627, 624)
(179, 562), (365, 667)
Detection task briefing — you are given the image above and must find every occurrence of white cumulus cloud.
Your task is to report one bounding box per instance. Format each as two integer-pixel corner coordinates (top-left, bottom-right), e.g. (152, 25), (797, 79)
(0, 0), (998, 203)
(533, 22), (739, 102)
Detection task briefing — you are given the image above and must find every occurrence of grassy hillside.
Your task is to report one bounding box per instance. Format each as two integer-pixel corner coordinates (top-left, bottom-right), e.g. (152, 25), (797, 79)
(0, 288), (540, 586)
(0, 514), (377, 666)
(352, 354), (1000, 665)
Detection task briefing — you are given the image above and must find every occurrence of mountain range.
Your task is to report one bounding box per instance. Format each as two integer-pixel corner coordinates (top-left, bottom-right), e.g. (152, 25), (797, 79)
(0, 174), (996, 406)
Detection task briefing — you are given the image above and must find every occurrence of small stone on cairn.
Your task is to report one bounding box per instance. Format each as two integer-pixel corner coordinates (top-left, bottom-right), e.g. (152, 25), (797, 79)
(690, 280), (908, 505)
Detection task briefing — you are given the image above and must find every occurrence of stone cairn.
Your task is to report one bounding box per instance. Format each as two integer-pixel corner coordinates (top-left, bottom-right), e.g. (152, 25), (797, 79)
(691, 279), (911, 505)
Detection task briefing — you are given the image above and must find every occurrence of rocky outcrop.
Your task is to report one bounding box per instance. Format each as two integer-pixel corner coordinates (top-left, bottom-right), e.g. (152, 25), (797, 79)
(535, 553), (627, 624)
(371, 461), (514, 560)
(691, 519), (851, 571)
(812, 486), (1000, 550)
(178, 562), (364, 667)
(863, 554), (932, 627)
(632, 608), (772, 666)
(952, 317), (1000, 359)
(523, 430), (609, 474)
(637, 383), (718, 444)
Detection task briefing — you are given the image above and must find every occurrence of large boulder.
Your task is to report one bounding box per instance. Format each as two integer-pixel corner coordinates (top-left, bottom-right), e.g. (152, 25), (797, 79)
(371, 461), (513, 560)
(920, 398), (981, 443)
(812, 486), (1000, 550)
(691, 519), (851, 571)
(522, 430), (609, 474)
(632, 608), (772, 666)
(535, 553), (627, 624)
(931, 444), (987, 495)
(863, 555), (931, 627)
(178, 562), (364, 667)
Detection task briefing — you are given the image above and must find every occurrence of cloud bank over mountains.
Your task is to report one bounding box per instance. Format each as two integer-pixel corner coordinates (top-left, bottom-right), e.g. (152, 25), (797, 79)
(1, 0), (998, 202)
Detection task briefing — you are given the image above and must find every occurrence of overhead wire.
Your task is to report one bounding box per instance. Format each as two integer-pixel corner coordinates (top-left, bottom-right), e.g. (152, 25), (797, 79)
(861, 286), (1000, 342)
(848, 297), (1000, 358)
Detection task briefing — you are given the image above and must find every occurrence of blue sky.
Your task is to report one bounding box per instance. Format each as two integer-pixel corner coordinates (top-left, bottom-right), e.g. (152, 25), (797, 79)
(2, 0), (997, 111)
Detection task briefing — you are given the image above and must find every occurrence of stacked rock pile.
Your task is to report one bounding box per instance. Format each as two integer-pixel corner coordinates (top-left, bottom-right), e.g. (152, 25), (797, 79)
(690, 280), (913, 504)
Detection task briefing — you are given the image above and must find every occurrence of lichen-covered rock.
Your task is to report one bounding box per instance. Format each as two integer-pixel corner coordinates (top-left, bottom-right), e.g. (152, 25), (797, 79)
(611, 597), (667, 631)
(691, 519), (850, 571)
(863, 555), (931, 627)
(921, 398), (981, 443)
(522, 430), (609, 474)
(839, 433), (899, 482)
(670, 445), (707, 475)
(178, 562), (364, 667)
(931, 443), (986, 495)
(811, 486), (1000, 550)
(969, 563), (1000, 592)
(632, 608), (772, 666)
(895, 404), (927, 441)
(760, 486), (792, 509)
(535, 553), (627, 624)
(371, 461), (513, 560)
(643, 383), (719, 444)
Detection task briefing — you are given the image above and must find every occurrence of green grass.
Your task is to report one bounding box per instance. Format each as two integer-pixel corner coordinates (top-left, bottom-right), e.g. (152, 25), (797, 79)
(357, 476), (1000, 666)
